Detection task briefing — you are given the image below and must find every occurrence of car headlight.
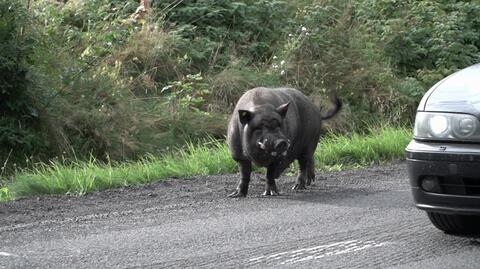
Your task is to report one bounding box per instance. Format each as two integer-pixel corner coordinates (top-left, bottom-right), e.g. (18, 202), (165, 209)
(414, 112), (480, 141)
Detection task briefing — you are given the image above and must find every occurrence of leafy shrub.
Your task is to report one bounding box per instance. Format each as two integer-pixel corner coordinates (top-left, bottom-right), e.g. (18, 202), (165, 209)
(0, 186), (10, 201)
(208, 61), (281, 111)
(355, 0), (480, 87)
(153, 0), (294, 69)
(0, 0), (32, 119)
(110, 24), (188, 92)
(28, 16), (226, 160)
(0, 0), (49, 163)
(273, 0), (415, 128)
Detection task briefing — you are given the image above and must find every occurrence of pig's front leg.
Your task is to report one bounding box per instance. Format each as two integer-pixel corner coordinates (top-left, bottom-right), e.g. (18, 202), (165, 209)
(228, 160), (252, 198)
(263, 164), (280, 196)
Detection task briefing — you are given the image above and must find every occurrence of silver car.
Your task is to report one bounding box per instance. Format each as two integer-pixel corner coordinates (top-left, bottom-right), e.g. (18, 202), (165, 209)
(406, 64), (480, 234)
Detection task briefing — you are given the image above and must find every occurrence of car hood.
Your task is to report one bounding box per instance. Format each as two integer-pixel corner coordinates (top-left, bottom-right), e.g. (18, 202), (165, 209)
(418, 64), (480, 117)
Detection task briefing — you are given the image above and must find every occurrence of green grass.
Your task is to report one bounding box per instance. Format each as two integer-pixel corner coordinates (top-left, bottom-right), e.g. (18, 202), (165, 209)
(315, 126), (411, 169)
(0, 126), (411, 201)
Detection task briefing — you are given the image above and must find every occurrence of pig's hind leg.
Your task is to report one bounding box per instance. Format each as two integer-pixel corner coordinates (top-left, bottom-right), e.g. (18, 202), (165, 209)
(292, 154), (315, 190)
(305, 156), (316, 186)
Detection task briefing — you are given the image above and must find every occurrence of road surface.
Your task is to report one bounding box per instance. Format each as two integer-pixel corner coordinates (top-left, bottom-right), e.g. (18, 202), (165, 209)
(1, 161), (479, 268)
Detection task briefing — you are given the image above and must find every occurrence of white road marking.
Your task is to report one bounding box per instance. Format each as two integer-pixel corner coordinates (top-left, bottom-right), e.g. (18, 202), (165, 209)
(0, 252), (18, 257)
(248, 240), (390, 265)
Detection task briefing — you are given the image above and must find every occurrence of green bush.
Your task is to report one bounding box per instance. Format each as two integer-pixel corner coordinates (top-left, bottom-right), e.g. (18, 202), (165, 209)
(26, 18), (227, 161)
(153, 0), (294, 69)
(0, 0), (32, 121)
(0, 0), (49, 165)
(207, 60), (281, 111)
(355, 0), (480, 87)
(272, 0), (415, 129)
(38, 0), (138, 59)
(111, 24), (188, 90)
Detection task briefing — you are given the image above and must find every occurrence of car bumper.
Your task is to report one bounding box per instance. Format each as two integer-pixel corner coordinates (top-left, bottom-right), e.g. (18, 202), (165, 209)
(406, 140), (480, 215)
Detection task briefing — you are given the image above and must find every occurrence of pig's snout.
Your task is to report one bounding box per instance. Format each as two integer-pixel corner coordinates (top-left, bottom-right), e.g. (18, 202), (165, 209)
(257, 138), (290, 157)
(274, 139), (290, 154)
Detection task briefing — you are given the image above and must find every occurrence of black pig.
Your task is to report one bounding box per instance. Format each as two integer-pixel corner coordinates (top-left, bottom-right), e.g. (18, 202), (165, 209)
(227, 87), (341, 197)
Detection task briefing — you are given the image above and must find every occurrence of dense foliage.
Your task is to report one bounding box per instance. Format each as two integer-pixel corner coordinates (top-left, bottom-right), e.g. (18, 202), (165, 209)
(0, 1), (47, 163)
(2, 0), (480, 171)
(356, 0), (480, 88)
(154, 0), (293, 67)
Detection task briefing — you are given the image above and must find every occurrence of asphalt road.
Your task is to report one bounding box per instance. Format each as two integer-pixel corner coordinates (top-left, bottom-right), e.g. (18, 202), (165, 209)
(1, 161), (479, 268)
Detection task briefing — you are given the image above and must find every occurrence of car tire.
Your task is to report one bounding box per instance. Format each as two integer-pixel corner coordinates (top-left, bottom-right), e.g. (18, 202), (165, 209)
(427, 212), (480, 234)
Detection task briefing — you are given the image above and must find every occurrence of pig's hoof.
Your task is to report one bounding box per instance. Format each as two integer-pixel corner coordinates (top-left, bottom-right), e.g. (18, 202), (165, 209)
(292, 183), (307, 190)
(228, 190), (247, 198)
(262, 190), (279, 196)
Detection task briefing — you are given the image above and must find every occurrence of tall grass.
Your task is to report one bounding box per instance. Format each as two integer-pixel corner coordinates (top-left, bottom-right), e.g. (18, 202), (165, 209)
(315, 126), (411, 168)
(0, 126), (411, 201)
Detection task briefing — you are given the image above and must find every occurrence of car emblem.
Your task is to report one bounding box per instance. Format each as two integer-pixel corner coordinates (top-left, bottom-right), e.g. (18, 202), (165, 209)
(439, 146), (447, 151)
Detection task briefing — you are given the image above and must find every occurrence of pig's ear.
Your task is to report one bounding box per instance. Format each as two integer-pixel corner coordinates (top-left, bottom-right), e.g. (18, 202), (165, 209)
(276, 102), (290, 118)
(238, 110), (253, 125)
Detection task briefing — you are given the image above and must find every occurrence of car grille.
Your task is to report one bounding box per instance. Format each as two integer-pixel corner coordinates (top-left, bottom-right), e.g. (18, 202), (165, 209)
(439, 176), (480, 196)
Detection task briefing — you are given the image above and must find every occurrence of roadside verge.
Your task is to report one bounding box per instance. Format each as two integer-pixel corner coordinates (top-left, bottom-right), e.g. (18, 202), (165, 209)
(0, 126), (411, 201)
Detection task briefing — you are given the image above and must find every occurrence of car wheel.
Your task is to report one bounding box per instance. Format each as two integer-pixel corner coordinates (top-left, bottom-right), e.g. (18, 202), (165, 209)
(427, 212), (480, 234)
